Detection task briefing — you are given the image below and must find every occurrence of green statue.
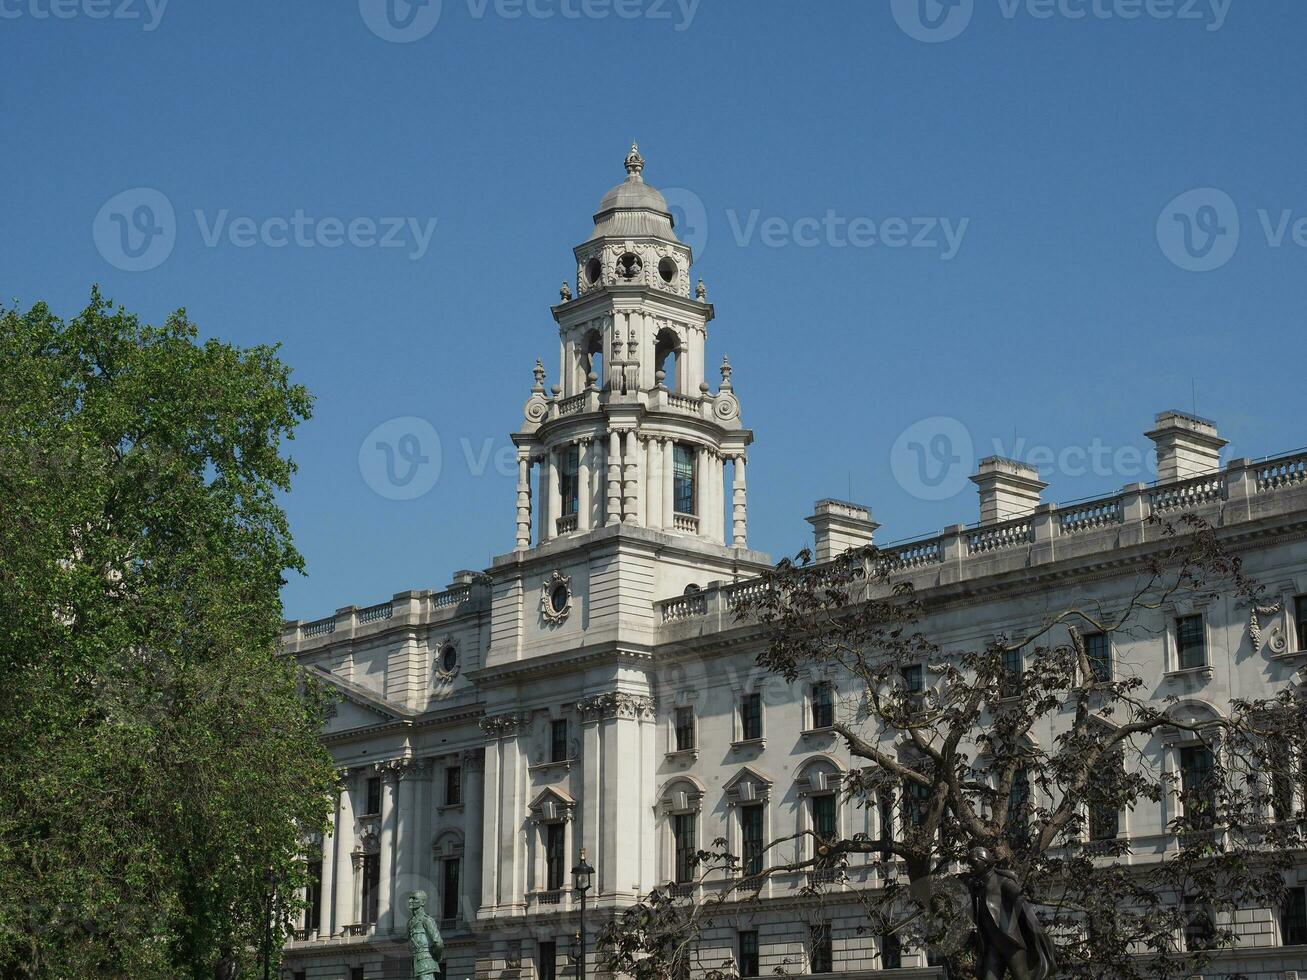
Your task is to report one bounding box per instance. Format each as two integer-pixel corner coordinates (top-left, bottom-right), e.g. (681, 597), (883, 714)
(407, 891), (445, 980)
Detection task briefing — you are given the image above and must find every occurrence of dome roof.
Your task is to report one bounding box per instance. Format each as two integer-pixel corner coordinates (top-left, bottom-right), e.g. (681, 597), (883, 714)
(588, 144), (679, 242)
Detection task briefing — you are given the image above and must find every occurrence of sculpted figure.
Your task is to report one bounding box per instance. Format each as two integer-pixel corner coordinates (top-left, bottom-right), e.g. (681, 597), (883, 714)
(408, 890), (445, 980)
(968, 847), (1057, 980)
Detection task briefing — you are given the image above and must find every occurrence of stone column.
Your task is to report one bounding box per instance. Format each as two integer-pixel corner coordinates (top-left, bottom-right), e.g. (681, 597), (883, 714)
(516, 453), (532, 551)
(606, 431), (622, 526)
(662, 439), (675, 529)
(547, 450), (561, 540)
(577, 440), (592, 531)
(319, 787), (340, 937)
(334, 770), (356, 932)
(732, 455), (748, 548)
(377, 765), (399, 932)
(696, 446), (711, 535)
(645, 437), (661, 530)
(622, 431), (640, 525)
(393, 761), (424, 933)
(710, 452), (724, 542)
(537, 453), (551, 543)
(463, 749), (485, 922)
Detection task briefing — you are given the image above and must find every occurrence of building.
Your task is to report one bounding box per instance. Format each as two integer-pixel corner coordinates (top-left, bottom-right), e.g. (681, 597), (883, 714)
(281, 147), (1307, 980)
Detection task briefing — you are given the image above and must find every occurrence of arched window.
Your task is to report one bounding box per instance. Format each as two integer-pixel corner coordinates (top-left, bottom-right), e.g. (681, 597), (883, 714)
(654, 327), (680, 391)
(796, 757), (844, 876)
(657, 777), (705, 890)
(528, 789), (576, 899)
(725, 768), (773, 879)
(673, 444), (696, 516)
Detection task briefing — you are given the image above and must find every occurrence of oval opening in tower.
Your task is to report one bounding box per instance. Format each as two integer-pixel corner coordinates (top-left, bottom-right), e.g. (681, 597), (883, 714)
(658, 257), (678, 283)
(585, 257), (602, 284)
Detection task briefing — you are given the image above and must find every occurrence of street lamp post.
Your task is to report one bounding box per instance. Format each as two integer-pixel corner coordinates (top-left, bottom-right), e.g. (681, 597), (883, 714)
(571, 849), (594, 980)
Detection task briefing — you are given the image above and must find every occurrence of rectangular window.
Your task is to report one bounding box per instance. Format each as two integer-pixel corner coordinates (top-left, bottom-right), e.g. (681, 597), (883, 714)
(905, 780), (931, 830)
(738, 930), (760, 978)
(1007, 769), (1030, 839)
(365, 776), (382, 816)
(294, 972), (306, 980)
(811, 682), (834, 730)
(1297, 596), (1307, 652)
(445, 765), (462, 807)
(1001, 647), (1023, 695)
(674, 706), (695, 752)
(673, 444), (696, 515)
(551, 719), (569, 763)
(441, 858), (460, 921)
(813, 794), (837, 842)
(559, 447), (580, 517)
(538, 942), (557, 980)
(545, 823), (565, 891)
(1283, 885), (1307, 946)
(1180, 744), (1217, 829)
(740, 693), (762, 741)
(809, 923), (833, 975)
(902, 664), (924, 713)
(1183, 896), (1216, 951)
(673, 813), (697, 884)
(882, 932), (902, 970)
(741, 803), (765, 877)
(351, 968), (365, 980)
(1084, 631), (1112, 681)
(1176, 614), (1207, 670)
(361, 853), (380, 925)
(306, 859), (323, 932)
(1089, 799), (1119, 842)
(879, 791), (895, 859)
(1271, 740), (1295, 823)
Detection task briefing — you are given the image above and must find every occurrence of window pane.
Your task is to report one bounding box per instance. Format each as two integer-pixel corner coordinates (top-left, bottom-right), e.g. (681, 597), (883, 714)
(559, 446), (580, 517)
(446, 766), (462, 807)
(362, 853), (380, 924)
(809, 924), (832, 974)
(551, 719), (569, 763)
(673, 444), (696, 515)
(813, 794), (837, 841)
(1180, 745), (1216, 829)
(539, 942), (557, 980)
(675, 707), (695, 752)
(741, 693), (762, 741)
(812, 683), (834, 729)
(882, 933), (902, 969)
(365, 777), (381, 816)
(673, 813), (697, 883)
(742, 804), (765, 877)
(306, 859), (323, 931)
(442, 858), (460, 921)
(1177, 615), (1206, 670)
(739, 930), (759, 978)
(1084, 632), (1111, 681)
(545, 823), (565, 891)
(1283, 886), (1307, 946)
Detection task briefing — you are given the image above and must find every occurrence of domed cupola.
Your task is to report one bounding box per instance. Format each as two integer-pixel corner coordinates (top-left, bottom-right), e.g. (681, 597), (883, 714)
(575, 144), (693, 299)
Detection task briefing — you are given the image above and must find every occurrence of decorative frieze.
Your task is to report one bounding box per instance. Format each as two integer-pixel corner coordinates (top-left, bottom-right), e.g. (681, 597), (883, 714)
(576, 692), (656, 723)
(480, 712), (530, 739)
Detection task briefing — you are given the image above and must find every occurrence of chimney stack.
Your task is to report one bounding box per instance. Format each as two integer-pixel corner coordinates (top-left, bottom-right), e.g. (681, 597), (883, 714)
(1146, 411), (1227, 483)
(971, 457), (1047, 524)
(807, 500), (879, 561)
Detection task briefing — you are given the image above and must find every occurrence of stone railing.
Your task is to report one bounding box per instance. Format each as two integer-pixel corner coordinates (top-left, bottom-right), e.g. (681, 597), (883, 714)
(357, 601), (393, 624)
(668, 392), (700, 414)
(1149, 472), (1224, 514)
(431, 585), (471, 610)
(654, 448), (1307, 628)
(556, 393), (587, 416)
(556, 514), (578, 535)
(302, 616), (336, 638)
(967, 517), (1034, 555)
(1059, 496), (1123, 536)
(674, 513), (699, 532)
(1255, 449), (1307, 492)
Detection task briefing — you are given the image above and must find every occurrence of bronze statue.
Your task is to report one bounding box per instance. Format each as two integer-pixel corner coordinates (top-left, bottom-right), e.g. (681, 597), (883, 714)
(967, 847), (1057, 980)
(407, 890), (445, 980)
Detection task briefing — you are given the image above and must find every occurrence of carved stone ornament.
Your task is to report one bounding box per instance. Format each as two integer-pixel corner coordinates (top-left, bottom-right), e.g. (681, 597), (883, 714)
(1249, 599), (1287, 654)
(480, 712), (530, 739)
(433, 637), (461, 686)
(577, 691), (657, 723)
(541, 570), (572, 625)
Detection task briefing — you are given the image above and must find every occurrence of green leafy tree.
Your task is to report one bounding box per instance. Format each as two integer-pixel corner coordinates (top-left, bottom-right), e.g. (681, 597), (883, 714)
(599, 517), (1307, 980)
(0, 290), (337, 979)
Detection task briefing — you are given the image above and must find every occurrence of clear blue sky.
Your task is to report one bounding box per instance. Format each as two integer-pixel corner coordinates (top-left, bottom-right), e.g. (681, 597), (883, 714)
(4, 0), (1305, 621)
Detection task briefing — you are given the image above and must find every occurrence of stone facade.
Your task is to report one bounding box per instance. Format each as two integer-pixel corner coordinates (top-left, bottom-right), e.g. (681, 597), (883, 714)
(281, 150), (1307, 980)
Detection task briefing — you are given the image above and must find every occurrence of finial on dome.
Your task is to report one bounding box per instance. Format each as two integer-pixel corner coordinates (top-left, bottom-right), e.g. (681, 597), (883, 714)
(532, 358), (546, 391)
(720, 355), (733, 388)
(624, 142), (645, 180)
